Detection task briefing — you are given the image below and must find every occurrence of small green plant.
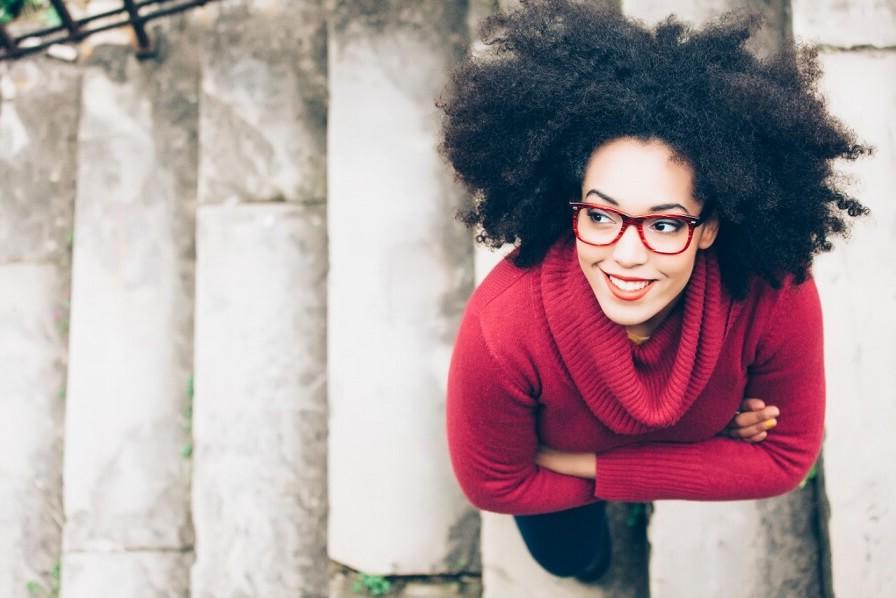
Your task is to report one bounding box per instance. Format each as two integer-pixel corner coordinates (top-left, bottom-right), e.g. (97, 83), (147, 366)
(352, 572), (391, 597)
(181, 374), (194, 459)
(25, 560), (60, 598)
(799, 462), (818, 489)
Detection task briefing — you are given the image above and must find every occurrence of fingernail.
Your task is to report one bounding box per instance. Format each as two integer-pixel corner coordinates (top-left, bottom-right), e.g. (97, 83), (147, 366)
(763, 418), (777, 430)
(767, 408), (780, 418)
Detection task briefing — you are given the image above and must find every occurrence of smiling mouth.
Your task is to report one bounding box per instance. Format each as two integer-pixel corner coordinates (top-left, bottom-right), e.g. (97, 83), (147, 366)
(602, 271), (655, 301)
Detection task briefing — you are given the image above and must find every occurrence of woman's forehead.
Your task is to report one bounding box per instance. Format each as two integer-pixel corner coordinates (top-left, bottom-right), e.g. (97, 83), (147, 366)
(581, 137), (698, 213)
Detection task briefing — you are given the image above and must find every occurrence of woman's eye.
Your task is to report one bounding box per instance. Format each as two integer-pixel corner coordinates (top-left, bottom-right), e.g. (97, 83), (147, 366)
(586, 209), (615, 224)
(649, 219), (685, 233)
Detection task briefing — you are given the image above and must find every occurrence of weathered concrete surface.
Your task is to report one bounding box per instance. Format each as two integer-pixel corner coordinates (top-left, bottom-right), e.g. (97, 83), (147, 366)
(61, 27), (198, 596)
(810, 50), (896, 598)
(327, 0), (477, 576)
(197, 0), (326, 205)
(792, 0), (896, 48)
(191, 2), (328, 595)
(623, 0), (790, 58)
(481, 505), (648, 598)
(0, 266), (66, 598)
(650, 487), (824, 598)
(191, 204), (328, 598)
(62, 551), (191, 598)
(0, 59), (79, 264)
(0, 56), (78, 598)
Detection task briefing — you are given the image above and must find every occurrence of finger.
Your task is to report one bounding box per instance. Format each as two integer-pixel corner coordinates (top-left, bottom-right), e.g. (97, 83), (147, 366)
(740, 398), (766, 412)
(744, 431), (768, 443)
(733, 410), (766, 428)
(734, 406), (781, 428)
(733, 418), (777, 439)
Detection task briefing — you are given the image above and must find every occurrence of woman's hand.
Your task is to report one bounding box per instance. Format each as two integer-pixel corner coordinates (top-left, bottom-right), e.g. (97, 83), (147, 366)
(722, 398), (780, 442)
(535, 446), (596, 479)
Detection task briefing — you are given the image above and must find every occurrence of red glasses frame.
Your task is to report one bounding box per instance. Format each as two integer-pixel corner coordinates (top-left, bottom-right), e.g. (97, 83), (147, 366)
(569, 202), (704, 255)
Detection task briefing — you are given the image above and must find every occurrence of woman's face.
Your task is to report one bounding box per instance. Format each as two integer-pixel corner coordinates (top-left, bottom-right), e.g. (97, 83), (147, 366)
(576, 137), (719, 337)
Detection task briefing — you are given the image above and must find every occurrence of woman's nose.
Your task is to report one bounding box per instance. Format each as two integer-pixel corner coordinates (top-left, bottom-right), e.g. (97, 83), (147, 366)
(611, 224), (650, 267)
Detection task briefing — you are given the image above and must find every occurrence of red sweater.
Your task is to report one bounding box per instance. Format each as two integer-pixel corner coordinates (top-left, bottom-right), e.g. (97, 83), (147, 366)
(446, 240), (824, 515)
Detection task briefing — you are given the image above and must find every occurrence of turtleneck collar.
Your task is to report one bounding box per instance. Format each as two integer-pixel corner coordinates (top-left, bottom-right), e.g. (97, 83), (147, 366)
(538, 239), (736, 435)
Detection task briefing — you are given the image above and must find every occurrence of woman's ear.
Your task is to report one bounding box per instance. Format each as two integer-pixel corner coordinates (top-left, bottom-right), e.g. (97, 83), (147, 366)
(697, 214), (720, 250)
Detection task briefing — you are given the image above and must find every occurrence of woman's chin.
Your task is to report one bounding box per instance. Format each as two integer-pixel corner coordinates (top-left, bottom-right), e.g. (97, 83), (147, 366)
(595, 299), (660, 330)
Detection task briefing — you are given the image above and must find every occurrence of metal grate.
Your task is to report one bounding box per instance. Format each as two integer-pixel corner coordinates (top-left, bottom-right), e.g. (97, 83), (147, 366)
(1, 0), (217, 61)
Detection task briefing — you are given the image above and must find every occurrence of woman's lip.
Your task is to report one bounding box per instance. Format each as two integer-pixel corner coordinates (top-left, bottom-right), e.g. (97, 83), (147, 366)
(602, 271), (655, 301)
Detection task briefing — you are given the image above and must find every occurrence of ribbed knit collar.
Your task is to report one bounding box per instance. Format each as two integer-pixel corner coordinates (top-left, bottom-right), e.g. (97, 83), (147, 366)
(539, 240), (734, 435)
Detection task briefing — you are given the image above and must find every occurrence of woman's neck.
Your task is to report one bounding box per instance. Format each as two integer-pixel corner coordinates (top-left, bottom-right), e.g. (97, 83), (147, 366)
(626, 294), (682, 338)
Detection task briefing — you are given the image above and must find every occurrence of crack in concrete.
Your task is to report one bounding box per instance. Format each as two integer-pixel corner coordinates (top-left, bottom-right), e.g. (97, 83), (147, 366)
(815, 44), (896, 52)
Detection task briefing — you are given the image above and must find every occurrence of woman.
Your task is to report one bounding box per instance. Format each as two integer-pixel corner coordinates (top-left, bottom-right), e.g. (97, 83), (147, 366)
(440, 0), (868, 582)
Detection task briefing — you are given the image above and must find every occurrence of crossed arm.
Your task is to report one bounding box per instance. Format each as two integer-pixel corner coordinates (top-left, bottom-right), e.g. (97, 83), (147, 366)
(446, 279), (824, 515)
(535, 398), (782, 479)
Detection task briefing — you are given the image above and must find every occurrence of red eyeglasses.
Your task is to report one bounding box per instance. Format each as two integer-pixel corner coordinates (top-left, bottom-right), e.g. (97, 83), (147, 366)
(570, 202), (705, 255)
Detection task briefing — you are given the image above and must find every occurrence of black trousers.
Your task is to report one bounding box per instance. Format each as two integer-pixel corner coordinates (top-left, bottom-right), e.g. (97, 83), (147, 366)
(512, 500), (611, 578)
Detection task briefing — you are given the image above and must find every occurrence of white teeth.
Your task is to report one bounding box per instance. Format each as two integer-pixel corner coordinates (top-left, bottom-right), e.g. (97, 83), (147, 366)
(608, 275), (650, 291)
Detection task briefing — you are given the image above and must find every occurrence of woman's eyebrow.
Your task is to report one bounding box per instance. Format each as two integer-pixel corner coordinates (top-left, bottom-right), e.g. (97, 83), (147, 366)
(649, 202), (691, 214)
(585, 189), (691, 214)
(585, 189), (619, 205)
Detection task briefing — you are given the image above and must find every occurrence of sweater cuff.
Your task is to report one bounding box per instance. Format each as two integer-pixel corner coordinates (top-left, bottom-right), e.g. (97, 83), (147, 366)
(595, 446), (710, 502)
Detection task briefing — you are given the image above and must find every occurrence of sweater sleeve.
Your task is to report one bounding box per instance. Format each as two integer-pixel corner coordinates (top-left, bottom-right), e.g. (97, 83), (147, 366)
(594, 276), (825, 502)
(446, 309), (598, 515)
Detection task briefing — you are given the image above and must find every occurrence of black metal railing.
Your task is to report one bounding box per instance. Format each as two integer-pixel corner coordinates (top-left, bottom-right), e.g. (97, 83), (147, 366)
(1, 0), (217, 61)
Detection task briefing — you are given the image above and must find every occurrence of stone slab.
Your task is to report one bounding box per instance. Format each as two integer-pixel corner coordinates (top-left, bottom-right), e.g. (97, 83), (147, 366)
(792, 0), (896, 48)
(190, 203), (328, 598)
(622, 0), (789, 58)
(0, 59), (80, 264)
(649, 489), (823, 598)
(813, 50), (896, 598)
(63, 39), (197, 551)
(198, 0), (326, 205)
(0, 265), (65, 598)
(61, 551), (191, 598)
(327, 1), (476, 576)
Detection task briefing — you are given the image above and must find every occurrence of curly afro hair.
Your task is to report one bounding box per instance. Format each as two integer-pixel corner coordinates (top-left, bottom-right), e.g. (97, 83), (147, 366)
(438, 0), (869, 298)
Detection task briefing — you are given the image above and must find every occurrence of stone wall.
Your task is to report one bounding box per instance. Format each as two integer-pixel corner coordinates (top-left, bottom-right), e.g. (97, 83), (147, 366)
(793, 2), (896, 597)
(0, 1), (893, 597)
